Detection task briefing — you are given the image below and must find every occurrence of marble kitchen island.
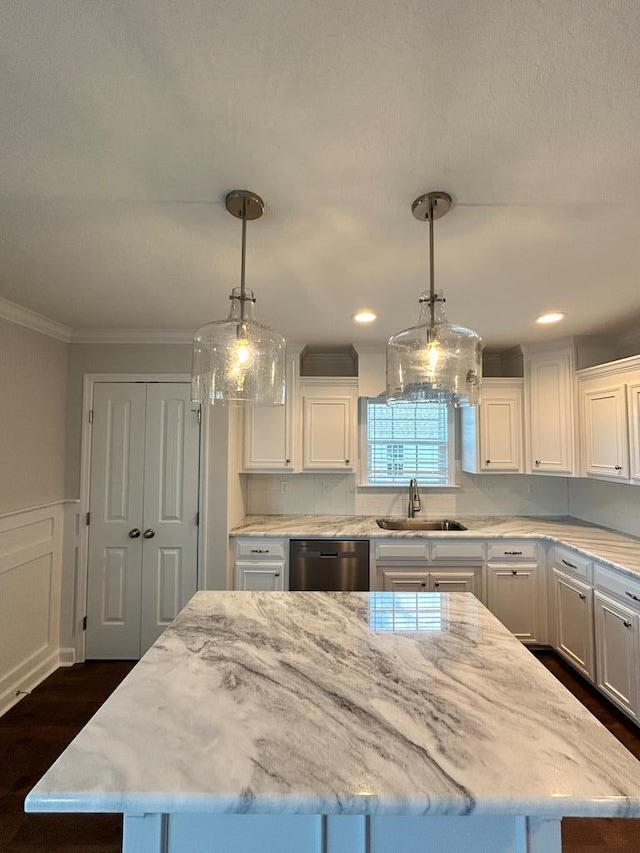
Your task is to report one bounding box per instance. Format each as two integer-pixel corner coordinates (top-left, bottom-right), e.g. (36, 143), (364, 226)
(26, 591), (640, 852)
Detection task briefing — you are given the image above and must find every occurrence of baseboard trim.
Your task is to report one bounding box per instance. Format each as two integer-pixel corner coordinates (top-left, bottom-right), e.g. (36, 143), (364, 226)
(59, 647), (76, 667)
(0, 648), (60, 718)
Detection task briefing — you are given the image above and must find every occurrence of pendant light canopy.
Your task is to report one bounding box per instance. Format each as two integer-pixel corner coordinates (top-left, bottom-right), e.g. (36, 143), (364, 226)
(386, 192), (482, 407)
(191, 191), (286, 406)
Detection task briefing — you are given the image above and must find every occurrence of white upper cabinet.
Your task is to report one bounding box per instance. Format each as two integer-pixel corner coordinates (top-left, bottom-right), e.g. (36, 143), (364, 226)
(576, 354), (640, 483)
(580, 382), (628, 480)
(629, 382), (640, 483)
(462, 378), (523, 473)
(300, 378), (357, 471)
(243, 355), (298, 472)
(523, 344), (576, 476)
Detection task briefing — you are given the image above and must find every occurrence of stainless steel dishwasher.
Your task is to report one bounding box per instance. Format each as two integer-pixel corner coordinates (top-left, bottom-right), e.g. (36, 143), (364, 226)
(289, 540), (370, 591)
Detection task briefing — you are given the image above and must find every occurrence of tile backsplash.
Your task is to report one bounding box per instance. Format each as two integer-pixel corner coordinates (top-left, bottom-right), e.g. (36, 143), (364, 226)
(245, 467), (570, 518)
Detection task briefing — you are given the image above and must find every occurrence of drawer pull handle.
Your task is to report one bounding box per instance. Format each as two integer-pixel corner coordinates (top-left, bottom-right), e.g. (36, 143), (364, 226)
(624, 620), (632, 628)
(505, 551), (523, 556)
(625, 592), (640, 602)
(561, 559), (577, 570)
(251, 549), (269, 554)
(578, 593), (586, 601)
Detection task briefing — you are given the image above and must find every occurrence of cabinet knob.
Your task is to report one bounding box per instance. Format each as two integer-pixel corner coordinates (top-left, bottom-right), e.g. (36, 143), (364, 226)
(434, 581), (440, 587)
(615, 465), (623, 471)
(285, 458), (291, 465)
(624, 620), (632, 629)
(274, 572), (280, 578)
(485, 459), (491, 465)
(128, 528), (141, 539)
(578, 593), (586, 601)
(345, 459), (350, 465)
(143, 528), (155, 539)
(511, 569), (518, 575)
(421, 581), (426, 587)
(535, 460), (541, 466)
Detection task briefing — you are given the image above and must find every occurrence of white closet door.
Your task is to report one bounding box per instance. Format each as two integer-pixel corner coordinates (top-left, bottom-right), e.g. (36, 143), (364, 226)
(86, 383), (147, 659)
(139, 384), (200, 653)
(86, 382), (200, 659)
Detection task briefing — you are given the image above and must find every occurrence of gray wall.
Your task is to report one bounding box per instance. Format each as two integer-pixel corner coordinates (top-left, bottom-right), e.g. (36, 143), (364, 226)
(64, 343), (192, 498)
(568, 478), (640, 538)
(0, 318), (69, 514)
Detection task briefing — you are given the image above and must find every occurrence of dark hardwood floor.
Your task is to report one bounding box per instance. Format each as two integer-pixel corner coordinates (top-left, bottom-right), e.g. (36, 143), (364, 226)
(1, 653), (639, 852)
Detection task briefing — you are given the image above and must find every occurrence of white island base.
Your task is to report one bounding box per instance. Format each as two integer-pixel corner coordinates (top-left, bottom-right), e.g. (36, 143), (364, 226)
(124, 812), (560, 853)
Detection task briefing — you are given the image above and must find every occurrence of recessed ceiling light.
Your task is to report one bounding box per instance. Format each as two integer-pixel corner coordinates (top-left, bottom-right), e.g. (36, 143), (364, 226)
(352, 311), (377, 324)
(536, 311), (567, 325)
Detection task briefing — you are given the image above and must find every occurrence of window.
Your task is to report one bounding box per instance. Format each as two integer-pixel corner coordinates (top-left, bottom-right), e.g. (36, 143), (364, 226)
(362, 398), (453, 486)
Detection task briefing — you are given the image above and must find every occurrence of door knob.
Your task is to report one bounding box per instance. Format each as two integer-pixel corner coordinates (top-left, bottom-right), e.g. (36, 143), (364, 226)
(143, 528), (155, 539)
(128, 528), (141, 539)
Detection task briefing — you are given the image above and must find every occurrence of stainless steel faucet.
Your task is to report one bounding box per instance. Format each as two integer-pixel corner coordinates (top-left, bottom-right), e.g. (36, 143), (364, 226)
(408, 478), (421, 518)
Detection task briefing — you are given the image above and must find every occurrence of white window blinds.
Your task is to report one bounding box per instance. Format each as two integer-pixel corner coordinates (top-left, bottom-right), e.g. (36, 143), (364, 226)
(365, 399), (450, 485)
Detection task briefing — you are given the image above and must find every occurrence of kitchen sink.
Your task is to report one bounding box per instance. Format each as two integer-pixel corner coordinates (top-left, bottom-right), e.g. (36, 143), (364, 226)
(376, 518), (467, 531)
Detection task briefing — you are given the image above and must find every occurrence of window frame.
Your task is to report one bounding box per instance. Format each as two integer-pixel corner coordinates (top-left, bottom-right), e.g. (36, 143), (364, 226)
(359, 397), (456, 487)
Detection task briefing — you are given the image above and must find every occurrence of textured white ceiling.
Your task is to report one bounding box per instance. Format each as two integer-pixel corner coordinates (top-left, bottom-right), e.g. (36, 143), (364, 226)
(1, 0), (639, 349)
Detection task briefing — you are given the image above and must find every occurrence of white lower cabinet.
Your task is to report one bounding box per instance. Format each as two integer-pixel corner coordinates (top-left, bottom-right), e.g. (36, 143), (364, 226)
(234, 538), (287, 591)
(594, 590), (639, 721)
(488, 566), (540, 644)
(235, 562), (285, 591)
(552, 568), (595, 682)
(380, 569), (480, 596)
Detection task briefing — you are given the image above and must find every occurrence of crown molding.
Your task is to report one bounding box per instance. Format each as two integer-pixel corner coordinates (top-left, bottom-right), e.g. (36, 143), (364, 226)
(0, 297), (72, 342)
(70, 328), (194, 344)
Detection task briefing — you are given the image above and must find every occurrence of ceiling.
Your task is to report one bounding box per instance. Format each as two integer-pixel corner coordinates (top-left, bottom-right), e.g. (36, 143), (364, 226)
(1, 0), (639, 351)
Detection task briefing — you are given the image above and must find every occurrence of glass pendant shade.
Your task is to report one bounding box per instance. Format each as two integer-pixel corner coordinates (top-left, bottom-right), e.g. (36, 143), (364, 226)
(192, 287), (286, 406)
(387, 290), (482, 407)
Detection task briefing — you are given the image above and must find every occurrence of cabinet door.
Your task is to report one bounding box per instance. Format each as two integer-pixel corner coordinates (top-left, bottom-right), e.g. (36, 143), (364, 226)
(235, 563), (285, 591)
(594, 591), (638, 720)
(303, 396), (354, 470)
(627, 383), (640, 482)
(480, 395), (522, 472)
(527, 352), (574, 475)
(381, 571), (428, 592)
(552, 568), (594, 682)
(243, 358), (296, 471)
(488, 567), (539, 643)
(429, 570), (481, 598)
(582, 385), (628, 480)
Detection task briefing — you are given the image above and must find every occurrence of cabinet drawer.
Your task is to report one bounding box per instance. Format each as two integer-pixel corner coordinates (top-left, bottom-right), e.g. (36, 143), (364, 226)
(374, 541), (430, 561)
(235, 539), (287, 560)
(552, 546), (592, 581)
(595, 564), (640, 607)
(431, 541), (484, 561)
(487, 541), (537, 561)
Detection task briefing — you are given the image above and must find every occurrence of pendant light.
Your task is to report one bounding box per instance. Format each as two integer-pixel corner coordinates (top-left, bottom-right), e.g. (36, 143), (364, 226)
(191, 190), (286, 406)
(386, 191), (482, 407)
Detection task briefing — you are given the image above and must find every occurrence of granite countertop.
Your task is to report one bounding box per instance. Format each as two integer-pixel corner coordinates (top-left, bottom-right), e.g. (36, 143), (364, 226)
(27, 591), (640, 818)
(230, 515), (640, 578)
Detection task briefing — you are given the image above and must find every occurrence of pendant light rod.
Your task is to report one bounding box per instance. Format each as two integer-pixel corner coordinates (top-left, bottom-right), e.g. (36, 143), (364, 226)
(411, 191), (452, 327)
(225, 190), (264, 328)
(429, 194), (435, 327)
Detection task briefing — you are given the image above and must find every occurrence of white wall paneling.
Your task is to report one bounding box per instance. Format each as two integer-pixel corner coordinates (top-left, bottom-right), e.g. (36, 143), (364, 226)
(0, 503), (64, 717)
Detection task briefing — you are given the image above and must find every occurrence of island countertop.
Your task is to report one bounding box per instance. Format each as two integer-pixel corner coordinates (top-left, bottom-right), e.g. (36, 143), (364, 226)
(230, 515), (640, 578)
(27, 591), (640, 819)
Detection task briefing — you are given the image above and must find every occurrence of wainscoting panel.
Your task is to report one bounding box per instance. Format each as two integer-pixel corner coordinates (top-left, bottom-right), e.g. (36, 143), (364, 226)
(0, 503), (63, 716)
